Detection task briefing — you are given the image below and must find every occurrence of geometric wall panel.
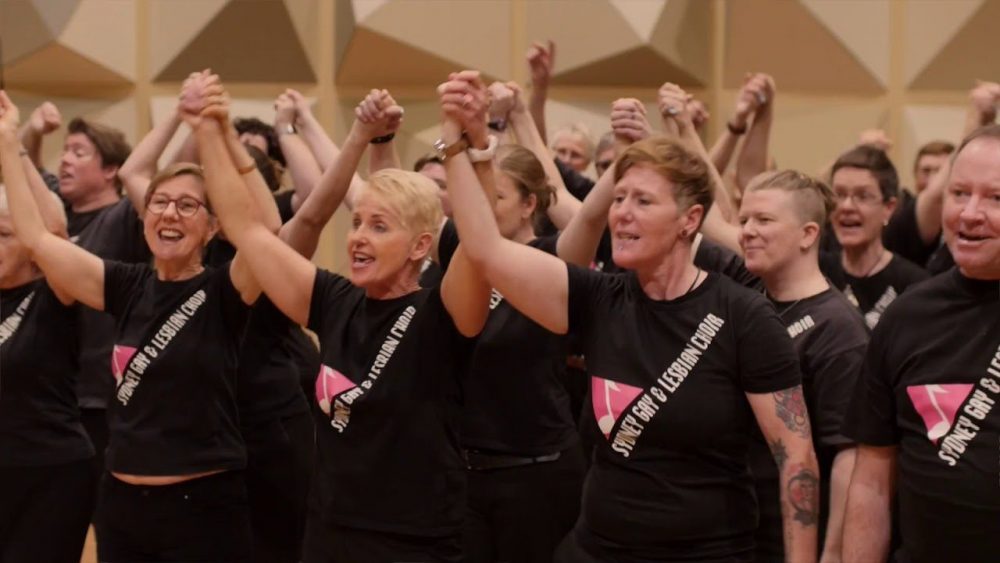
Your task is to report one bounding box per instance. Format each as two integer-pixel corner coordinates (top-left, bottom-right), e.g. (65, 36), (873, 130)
(908, 1), (1000, 90)
(527, 0), (710, 88)
(2, 0), (135, 91)
(152, 0), (316, 82)
(725, 0), (885, 94)
(899, 104), (967, 188)
(903, 0), (983, 87)
(336, 0), (511, 87)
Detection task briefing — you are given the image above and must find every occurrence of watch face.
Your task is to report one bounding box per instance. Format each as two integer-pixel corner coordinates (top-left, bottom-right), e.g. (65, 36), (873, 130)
(433, 138), (447, 152)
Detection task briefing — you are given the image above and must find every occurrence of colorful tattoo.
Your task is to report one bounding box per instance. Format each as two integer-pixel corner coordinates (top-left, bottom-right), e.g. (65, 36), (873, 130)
(773, 386), (811, 439)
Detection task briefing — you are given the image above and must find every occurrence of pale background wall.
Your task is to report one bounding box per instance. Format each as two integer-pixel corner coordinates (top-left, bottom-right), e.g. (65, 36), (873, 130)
(2, 0), (998, 276)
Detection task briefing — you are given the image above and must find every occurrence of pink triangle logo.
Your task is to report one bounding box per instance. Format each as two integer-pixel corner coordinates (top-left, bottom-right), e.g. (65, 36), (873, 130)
(592, 376), (644, 439)
(315, 365), (357, 415)
(907, 384), (975, 442)
(111, 345), (137, 385)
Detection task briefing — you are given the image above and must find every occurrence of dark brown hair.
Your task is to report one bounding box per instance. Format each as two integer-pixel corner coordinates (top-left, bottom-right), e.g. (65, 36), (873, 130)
(67, 118), (131, 188)
(496, 144), (556, 230)
(831, 145), (899, 202)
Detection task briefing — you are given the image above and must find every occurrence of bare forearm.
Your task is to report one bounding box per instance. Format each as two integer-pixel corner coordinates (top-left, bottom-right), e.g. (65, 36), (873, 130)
(1, 131), (49, 245)
(821, 447), (857, 562)
(223, 126), (282, 232)
(195, 121), (258, 242)
(279, 134), (322, 213)
(121, 111), (183, 213)
(682, 125), (735, 223)
(298, 114), (339, 171)
(368, 140), (401, 174)
(528, 86), (549, 144)
(22, 153), (67, 236)
(510, 108), (580, 229)
(964, 106), (995, 138)
(708, 129), (740, 174)
(842, 483), (891, 562)
(736, 106), (772, 191)
(445, 151), (504, 265)
(169, 130), (199, 165)
(17, 125), (44, 168)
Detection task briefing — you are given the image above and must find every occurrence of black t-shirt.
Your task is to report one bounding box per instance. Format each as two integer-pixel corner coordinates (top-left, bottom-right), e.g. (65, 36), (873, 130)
(567, 265), (801, 560)
(926, 242), (955, 275)
(749, 287), (869, 560)
(695, 236), (763, 291)
(820, 252), (929, 329)
(451, 234), (577, 456)
(274, 190), (296, 223)
(0, 280), (93, 466)
(67, 198), (150, 409)
(308, 270), (474, 537)
(103, 261), (249, 475)
(842, 269), (1000, 563)
(882, 190), (939, 267)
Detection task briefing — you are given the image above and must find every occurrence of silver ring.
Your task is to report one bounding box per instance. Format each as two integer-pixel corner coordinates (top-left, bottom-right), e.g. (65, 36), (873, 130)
(666, 106), (680, 116)
(756, 93), (767, 105)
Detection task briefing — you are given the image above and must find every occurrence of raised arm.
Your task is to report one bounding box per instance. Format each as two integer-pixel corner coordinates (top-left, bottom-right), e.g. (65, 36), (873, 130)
(118, 106), (183, 214)
(274, 89), (322, 214)
(278, 90), (396, 258)
(438, 73), (569, 335)
(913, 155), (950, 245)
(17, 133), (68, 237)
(359, 89), (403, 174)
(0, 92), (104, 308)
(842, 445), (896, 563)
(17, 101), (61, 169)
(709, 81), (758, 174)
(526, 40), (555, 144)
(735, 73), (775, 192)
(501, 81), (582, 231)
(747, 386), (820, 563)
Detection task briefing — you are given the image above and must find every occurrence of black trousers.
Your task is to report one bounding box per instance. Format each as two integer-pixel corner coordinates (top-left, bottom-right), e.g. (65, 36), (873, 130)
(0, 459), (95, 563)
(95, 470), (252, 562)
(303, 515), (462, 563)
(243, 409), (314, 563)
(463, 445), (585, 563)
(554, 526), (753, 563)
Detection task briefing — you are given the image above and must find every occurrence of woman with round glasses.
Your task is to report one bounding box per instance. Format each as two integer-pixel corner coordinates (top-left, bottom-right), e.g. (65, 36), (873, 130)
(0, 74), (280, 561)
(821, 146), (928, 328)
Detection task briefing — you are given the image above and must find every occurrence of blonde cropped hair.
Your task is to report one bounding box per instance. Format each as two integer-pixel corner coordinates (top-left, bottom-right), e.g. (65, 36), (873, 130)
(360, 169), (443, 237)
(745, 170), (835, 226)
(551, 123), (596, 156)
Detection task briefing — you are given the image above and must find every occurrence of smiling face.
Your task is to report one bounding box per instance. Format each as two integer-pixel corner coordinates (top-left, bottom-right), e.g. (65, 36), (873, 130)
(943, 137), (1000, 279)
(142, 174), (216, 269)
(608, 165), (700, 271)
(830, 166), (895, 251)
(346, 189), (432, 295)
(739, 188), (819, 277)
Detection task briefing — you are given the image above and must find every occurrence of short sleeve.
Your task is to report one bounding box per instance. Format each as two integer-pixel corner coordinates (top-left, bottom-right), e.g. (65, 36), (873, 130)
(566, 263), (609, 339)
(217, 263), (252, 335)
(437, 219), (460, 272)
(274, 191), (296, 224)
(555, 159), (596, 201)
(809, 344), (867, 447)
(307, 269), (356, 334)
(112, 199), (152, 264)
(103, 260), (150, 317)
(736, 296), (802, 393)
(841, 324), (900, 446)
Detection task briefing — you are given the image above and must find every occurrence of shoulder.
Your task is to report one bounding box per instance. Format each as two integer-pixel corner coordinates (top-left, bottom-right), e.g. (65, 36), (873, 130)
(888, 253), (931, 282)
(876, 269), (954, 327)
(808, 290), (869, 345)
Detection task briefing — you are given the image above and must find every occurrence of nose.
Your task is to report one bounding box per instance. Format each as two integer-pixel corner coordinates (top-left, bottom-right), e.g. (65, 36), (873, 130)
(161, 200), (182, 218)
(958, 194), (984, 224)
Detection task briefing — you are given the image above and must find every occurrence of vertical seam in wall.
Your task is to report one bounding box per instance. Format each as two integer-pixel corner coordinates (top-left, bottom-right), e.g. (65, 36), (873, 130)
(135, 0), (151, 139)
(710, 0), (727, 144)
(888, 0), (905, 172)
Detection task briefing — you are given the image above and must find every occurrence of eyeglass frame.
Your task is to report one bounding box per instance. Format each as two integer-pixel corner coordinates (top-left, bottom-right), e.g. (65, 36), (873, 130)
(831, 189), (887, 207)
(145, 194), (209, 218)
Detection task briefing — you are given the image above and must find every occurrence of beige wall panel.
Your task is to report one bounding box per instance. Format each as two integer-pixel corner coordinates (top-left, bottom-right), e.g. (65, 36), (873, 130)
(351, 0), (391, 22)
(765, 94), (888, 177)
(800, 0), (889, 87)
(724, 0), (883, 94)
(8, 91), (136, 171)
(59, 0), (135, 81)
(525, 0), (640, 74)
(651, 0), (711, 85)
(155, 1), (315, 82)
(0, 2), (57, 61)
(148, 0), (228, 78)
(357, 0), (510, 80)
(909, 1), (1000, 90)
(284, 0), (321, 72)
(609, 0), (666, 42)
(903, 0), (982, 86)
(336, 27), (471, 88)
(556, 45), (703, 88)
(900, 104), (966, 188)
(6, 43), (131, 87)
(31, 0), (80, 36)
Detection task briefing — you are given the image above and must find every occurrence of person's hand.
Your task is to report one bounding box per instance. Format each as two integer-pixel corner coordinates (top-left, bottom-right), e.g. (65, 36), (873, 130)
(526, 40), (555, 91)
(27, 101), (61, 136)
(352, 89), (404, 141)
(733, 72), (773, 127)
(610, 98), (651, 144)
(687, 98), (710, 131)
(179, 70), (227, 127)
(969, 80), (1000, 118)
(505, 81), (527, 115)
(437, 71), (490, 147)
(858, 128), (892, 152)
(284, 88), (314, 123)
(0, 91), (22, 138)
(658, 82), (695, 133)
(488, 81), (516, 123)
(273, 91), (297, 131)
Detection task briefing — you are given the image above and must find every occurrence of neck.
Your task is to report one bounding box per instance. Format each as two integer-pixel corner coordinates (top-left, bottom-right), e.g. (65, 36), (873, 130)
(71, 187), (120, 213)
(635, 244), (699, 301)
(511, 223), (535, 245)
(763, 254), (829, 301)
(841, 240), (887, 277)
(154, 258), (205, 282)
(364, 267), (421, 300)
(0, 268), (42, 290)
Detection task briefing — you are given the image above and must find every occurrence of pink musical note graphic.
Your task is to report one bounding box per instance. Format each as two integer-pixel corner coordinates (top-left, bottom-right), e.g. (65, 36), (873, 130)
(591, 376), (643, 439)
(314, 365), (357, 415)
(111, 345), (137, 385)
(907, 384), (974, 442)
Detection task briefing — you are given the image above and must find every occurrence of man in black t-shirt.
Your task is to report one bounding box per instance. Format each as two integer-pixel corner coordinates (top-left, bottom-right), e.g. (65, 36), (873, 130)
(22, 115), (146, 489)
(841, 126), (1000, 563)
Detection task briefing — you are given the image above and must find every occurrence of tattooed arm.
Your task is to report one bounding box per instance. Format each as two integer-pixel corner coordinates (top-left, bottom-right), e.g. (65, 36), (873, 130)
(748, 386), (820, 563)
(841, 445), (896, 563)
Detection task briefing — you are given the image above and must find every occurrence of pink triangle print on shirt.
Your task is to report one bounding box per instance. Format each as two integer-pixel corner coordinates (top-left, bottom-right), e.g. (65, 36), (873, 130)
(592, 376), (644, 439)
(907, 384), (975, 442)
(315, 365), (357, 415)
(111, 345), (137, 385)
